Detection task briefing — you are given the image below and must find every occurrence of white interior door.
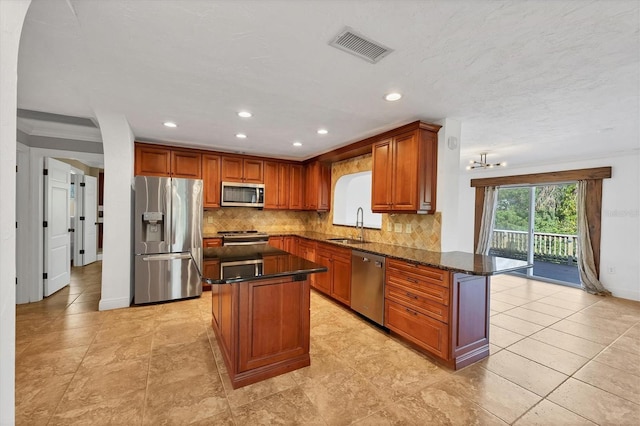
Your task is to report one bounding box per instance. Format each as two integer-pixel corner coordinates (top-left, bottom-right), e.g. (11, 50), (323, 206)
(44, 158), (71, 296)
(82, 175), (98, 265)
(73, 174), (84, 266)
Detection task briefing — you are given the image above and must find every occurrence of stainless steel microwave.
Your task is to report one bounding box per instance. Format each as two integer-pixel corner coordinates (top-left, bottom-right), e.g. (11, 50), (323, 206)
(221, 182), (265, 207)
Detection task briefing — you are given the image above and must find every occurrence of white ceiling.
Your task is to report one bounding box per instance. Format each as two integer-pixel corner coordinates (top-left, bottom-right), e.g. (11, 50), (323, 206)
(17, 0), (639, 168)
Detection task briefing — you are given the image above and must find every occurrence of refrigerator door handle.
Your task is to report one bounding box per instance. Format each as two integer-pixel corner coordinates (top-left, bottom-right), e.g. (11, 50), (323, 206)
(142, 253), (192, 261)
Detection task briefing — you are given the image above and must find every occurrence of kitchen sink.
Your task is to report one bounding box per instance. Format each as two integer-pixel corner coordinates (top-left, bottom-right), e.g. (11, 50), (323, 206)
(326, 238), (366, 244)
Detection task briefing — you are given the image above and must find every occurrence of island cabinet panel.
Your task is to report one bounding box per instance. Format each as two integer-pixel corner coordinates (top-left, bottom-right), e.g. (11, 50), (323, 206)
(288, 164), (305, 210)
(315, 243), (352, 306)
(202, 154), (221, 208)
(211, 275), (311, 389)
(370, 124), (438, 214)
(449, 273), (490, 369)
(264, 162), (290, 209)
(237, 279), (310, 372)
(134, 143), (202, 178)
(384, 258), (489, 369)
(221, 156), (264, 183)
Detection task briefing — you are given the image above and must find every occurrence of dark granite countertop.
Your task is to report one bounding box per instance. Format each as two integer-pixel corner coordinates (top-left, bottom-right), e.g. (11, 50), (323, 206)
(203, 245), (327, 284)
(268, 231), (532, 276)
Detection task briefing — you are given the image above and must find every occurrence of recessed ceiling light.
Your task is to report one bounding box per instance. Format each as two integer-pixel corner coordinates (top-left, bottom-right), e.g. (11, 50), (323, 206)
(293, 142), (302, 147)
(163, 121), (177, 128)
(235, 133), (247, 139)
(385, 92), (402, 101)
(317, 129), (328, 135)
(238, 111), (252, 118)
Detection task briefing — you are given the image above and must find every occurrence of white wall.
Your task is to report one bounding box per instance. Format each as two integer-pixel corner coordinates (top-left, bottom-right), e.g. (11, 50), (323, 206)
(1, 1), (32, 424)
(95, 110), (135, 310)
(436, 118), (462, 252)
(455, 152), (640, 301)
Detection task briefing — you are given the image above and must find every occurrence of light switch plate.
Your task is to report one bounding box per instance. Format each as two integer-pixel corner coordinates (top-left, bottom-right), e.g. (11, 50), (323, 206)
(387, 222), (393, 232)
(394, 223), (402, 233)
(405, 224), (412, 233)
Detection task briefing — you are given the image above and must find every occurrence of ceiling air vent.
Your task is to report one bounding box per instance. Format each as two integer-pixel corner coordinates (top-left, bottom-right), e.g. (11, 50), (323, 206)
(329, 27), (393, 64)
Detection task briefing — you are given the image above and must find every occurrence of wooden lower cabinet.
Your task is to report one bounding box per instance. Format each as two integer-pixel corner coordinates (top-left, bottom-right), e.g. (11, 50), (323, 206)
(315, 243), (351, 305)
(211, 276), (310, 389)
(268, 236), (284, 249)
(384, 258), (490, 369)
(297, 239), (317, 287)
(202, 239), (222, 291)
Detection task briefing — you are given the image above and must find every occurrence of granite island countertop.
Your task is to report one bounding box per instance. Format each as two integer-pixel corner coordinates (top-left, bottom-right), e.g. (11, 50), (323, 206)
(203, 244), (327, 284)
(268, 231), (532, 276)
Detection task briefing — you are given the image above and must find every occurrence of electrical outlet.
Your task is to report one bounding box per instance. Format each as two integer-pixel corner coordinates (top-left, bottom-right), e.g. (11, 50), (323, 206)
(207, 216), (213, 224)
(405, 224), (412, 233)
(394, 223), (402, 233)
(387, 222), (393, 232)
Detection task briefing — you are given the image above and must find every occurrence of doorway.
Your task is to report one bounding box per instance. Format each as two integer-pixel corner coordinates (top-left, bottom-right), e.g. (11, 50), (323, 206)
(490, 183), (580, 286)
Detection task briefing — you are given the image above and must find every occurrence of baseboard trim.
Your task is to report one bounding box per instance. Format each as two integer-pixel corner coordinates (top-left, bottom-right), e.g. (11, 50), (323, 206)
(99, 296), (130, 311)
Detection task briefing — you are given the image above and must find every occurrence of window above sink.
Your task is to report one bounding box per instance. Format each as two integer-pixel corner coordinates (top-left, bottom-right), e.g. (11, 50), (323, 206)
(332, 171), (382, 229)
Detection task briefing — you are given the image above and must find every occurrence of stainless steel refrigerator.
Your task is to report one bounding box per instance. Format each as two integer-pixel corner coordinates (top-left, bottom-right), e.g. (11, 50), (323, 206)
(133, 176), (203, 304)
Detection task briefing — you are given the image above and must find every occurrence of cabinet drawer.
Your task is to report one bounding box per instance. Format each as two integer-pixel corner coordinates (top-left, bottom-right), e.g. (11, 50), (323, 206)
(203, 238), (222, 248)
(385, 284), (449, 323)
(385, 300), (449, 360)
(386, 269), (450, 306)
(387, 259), (449, 289)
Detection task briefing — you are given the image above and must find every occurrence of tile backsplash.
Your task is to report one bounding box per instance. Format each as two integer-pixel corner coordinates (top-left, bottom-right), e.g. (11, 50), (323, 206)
(203, 153), (441, 251)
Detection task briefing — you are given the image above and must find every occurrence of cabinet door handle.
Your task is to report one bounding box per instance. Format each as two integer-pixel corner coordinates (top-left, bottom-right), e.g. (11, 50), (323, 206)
(406, 277), (418, 284)
(405, 307), (418, 316)
(406, 292), (418, 300)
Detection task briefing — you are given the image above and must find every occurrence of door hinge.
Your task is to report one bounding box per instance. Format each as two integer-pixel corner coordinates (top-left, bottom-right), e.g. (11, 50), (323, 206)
(80, 249), (85, 254)
(43, 221), (48, 227)
(79, 216), (85, 221)
(16, 165), (18, 173)
(43, 273), (48, 279)
(15, 277), (18, 285)
(80, 182), (86, 187)
(16, 221), (18, 229)
(43, 169), (48, 176)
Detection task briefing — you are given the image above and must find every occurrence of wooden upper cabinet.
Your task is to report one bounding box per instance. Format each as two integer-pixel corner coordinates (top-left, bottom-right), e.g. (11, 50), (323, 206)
(264, 161), (290, 209)
(371, 124), (439, 214)
(135, 145), (171, 176)
(371, 138), (393, 210)
(221, 156), (264, 183)
(135, 143), (201, 178)
(202, 154), (221, 208)
(289, 164), (304, 210)
(304, 161), (330, 212)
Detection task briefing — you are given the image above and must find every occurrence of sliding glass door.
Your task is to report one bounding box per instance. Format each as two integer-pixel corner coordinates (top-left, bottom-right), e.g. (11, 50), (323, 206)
(490, 183), (580, 285)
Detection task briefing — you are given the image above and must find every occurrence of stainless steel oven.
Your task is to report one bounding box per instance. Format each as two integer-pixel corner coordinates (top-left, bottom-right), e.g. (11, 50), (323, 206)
(220, 259), (264, 280)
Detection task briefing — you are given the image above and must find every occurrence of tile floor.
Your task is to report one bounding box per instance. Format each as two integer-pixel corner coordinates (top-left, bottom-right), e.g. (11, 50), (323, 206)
(15, 262), (640, 425)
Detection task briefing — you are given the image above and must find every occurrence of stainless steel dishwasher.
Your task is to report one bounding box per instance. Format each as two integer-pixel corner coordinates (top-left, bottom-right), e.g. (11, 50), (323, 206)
(351, 250), (386, 326)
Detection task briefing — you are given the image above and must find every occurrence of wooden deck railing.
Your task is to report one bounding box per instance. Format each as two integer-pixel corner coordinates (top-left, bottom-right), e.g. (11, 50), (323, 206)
(489, 229), (578, 265)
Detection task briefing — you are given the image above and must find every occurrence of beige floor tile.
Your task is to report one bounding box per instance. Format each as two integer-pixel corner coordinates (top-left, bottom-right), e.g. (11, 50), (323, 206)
(574, 360), (640, 404)
(550, 290), (604, 305)
(73, 291), (102, 303)
(64, 300), (100, 315)
(93, 318), (154, 343)
(550, 319), (623, 345)
(508, 338), (589, 375)
(501, 288), (548, 300)
(148, 339), (218, 387)
(529, 328), (606, 358)
(232, 387), (325, 425)
(15, 373), (75, 426)
(490, 314), (545, 336)
(81, 334), (153, 368)
(432, 365), (540, 424)
(298, 368), (387, 425)
(501, 307), (560, 327)
(565, 311), (636, 334)
(489, 300), (517, 313)
(519, 301), (577, 318)
(143, 372), (228, 425)
(548, 378), (640, 425)
(21, 325), (100, 355)
(357, 386), (507, 425)
(480, 350), (568, 397)
(490, 325), (526, 348)
(50, 389), (145, 426)
(16, 346), (88, 380)
(536, 296), (591, 311)
(592, 346), (640, 376)
(491, 293), (532, 306)
(222, 370), (298, 409)
(611, 333), (640, 354)
(513, 400), (596, 425)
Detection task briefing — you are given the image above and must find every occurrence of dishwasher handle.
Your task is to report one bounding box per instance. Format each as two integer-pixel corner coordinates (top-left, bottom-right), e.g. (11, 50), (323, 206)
(375, 261), (383, 268)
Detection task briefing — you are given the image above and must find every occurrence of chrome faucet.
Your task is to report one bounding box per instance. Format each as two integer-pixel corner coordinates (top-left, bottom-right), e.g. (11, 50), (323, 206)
(356, 207), (364, 242)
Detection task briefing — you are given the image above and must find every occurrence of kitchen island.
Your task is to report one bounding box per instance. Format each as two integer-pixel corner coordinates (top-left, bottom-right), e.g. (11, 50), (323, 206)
(202, 245), (326, 389)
